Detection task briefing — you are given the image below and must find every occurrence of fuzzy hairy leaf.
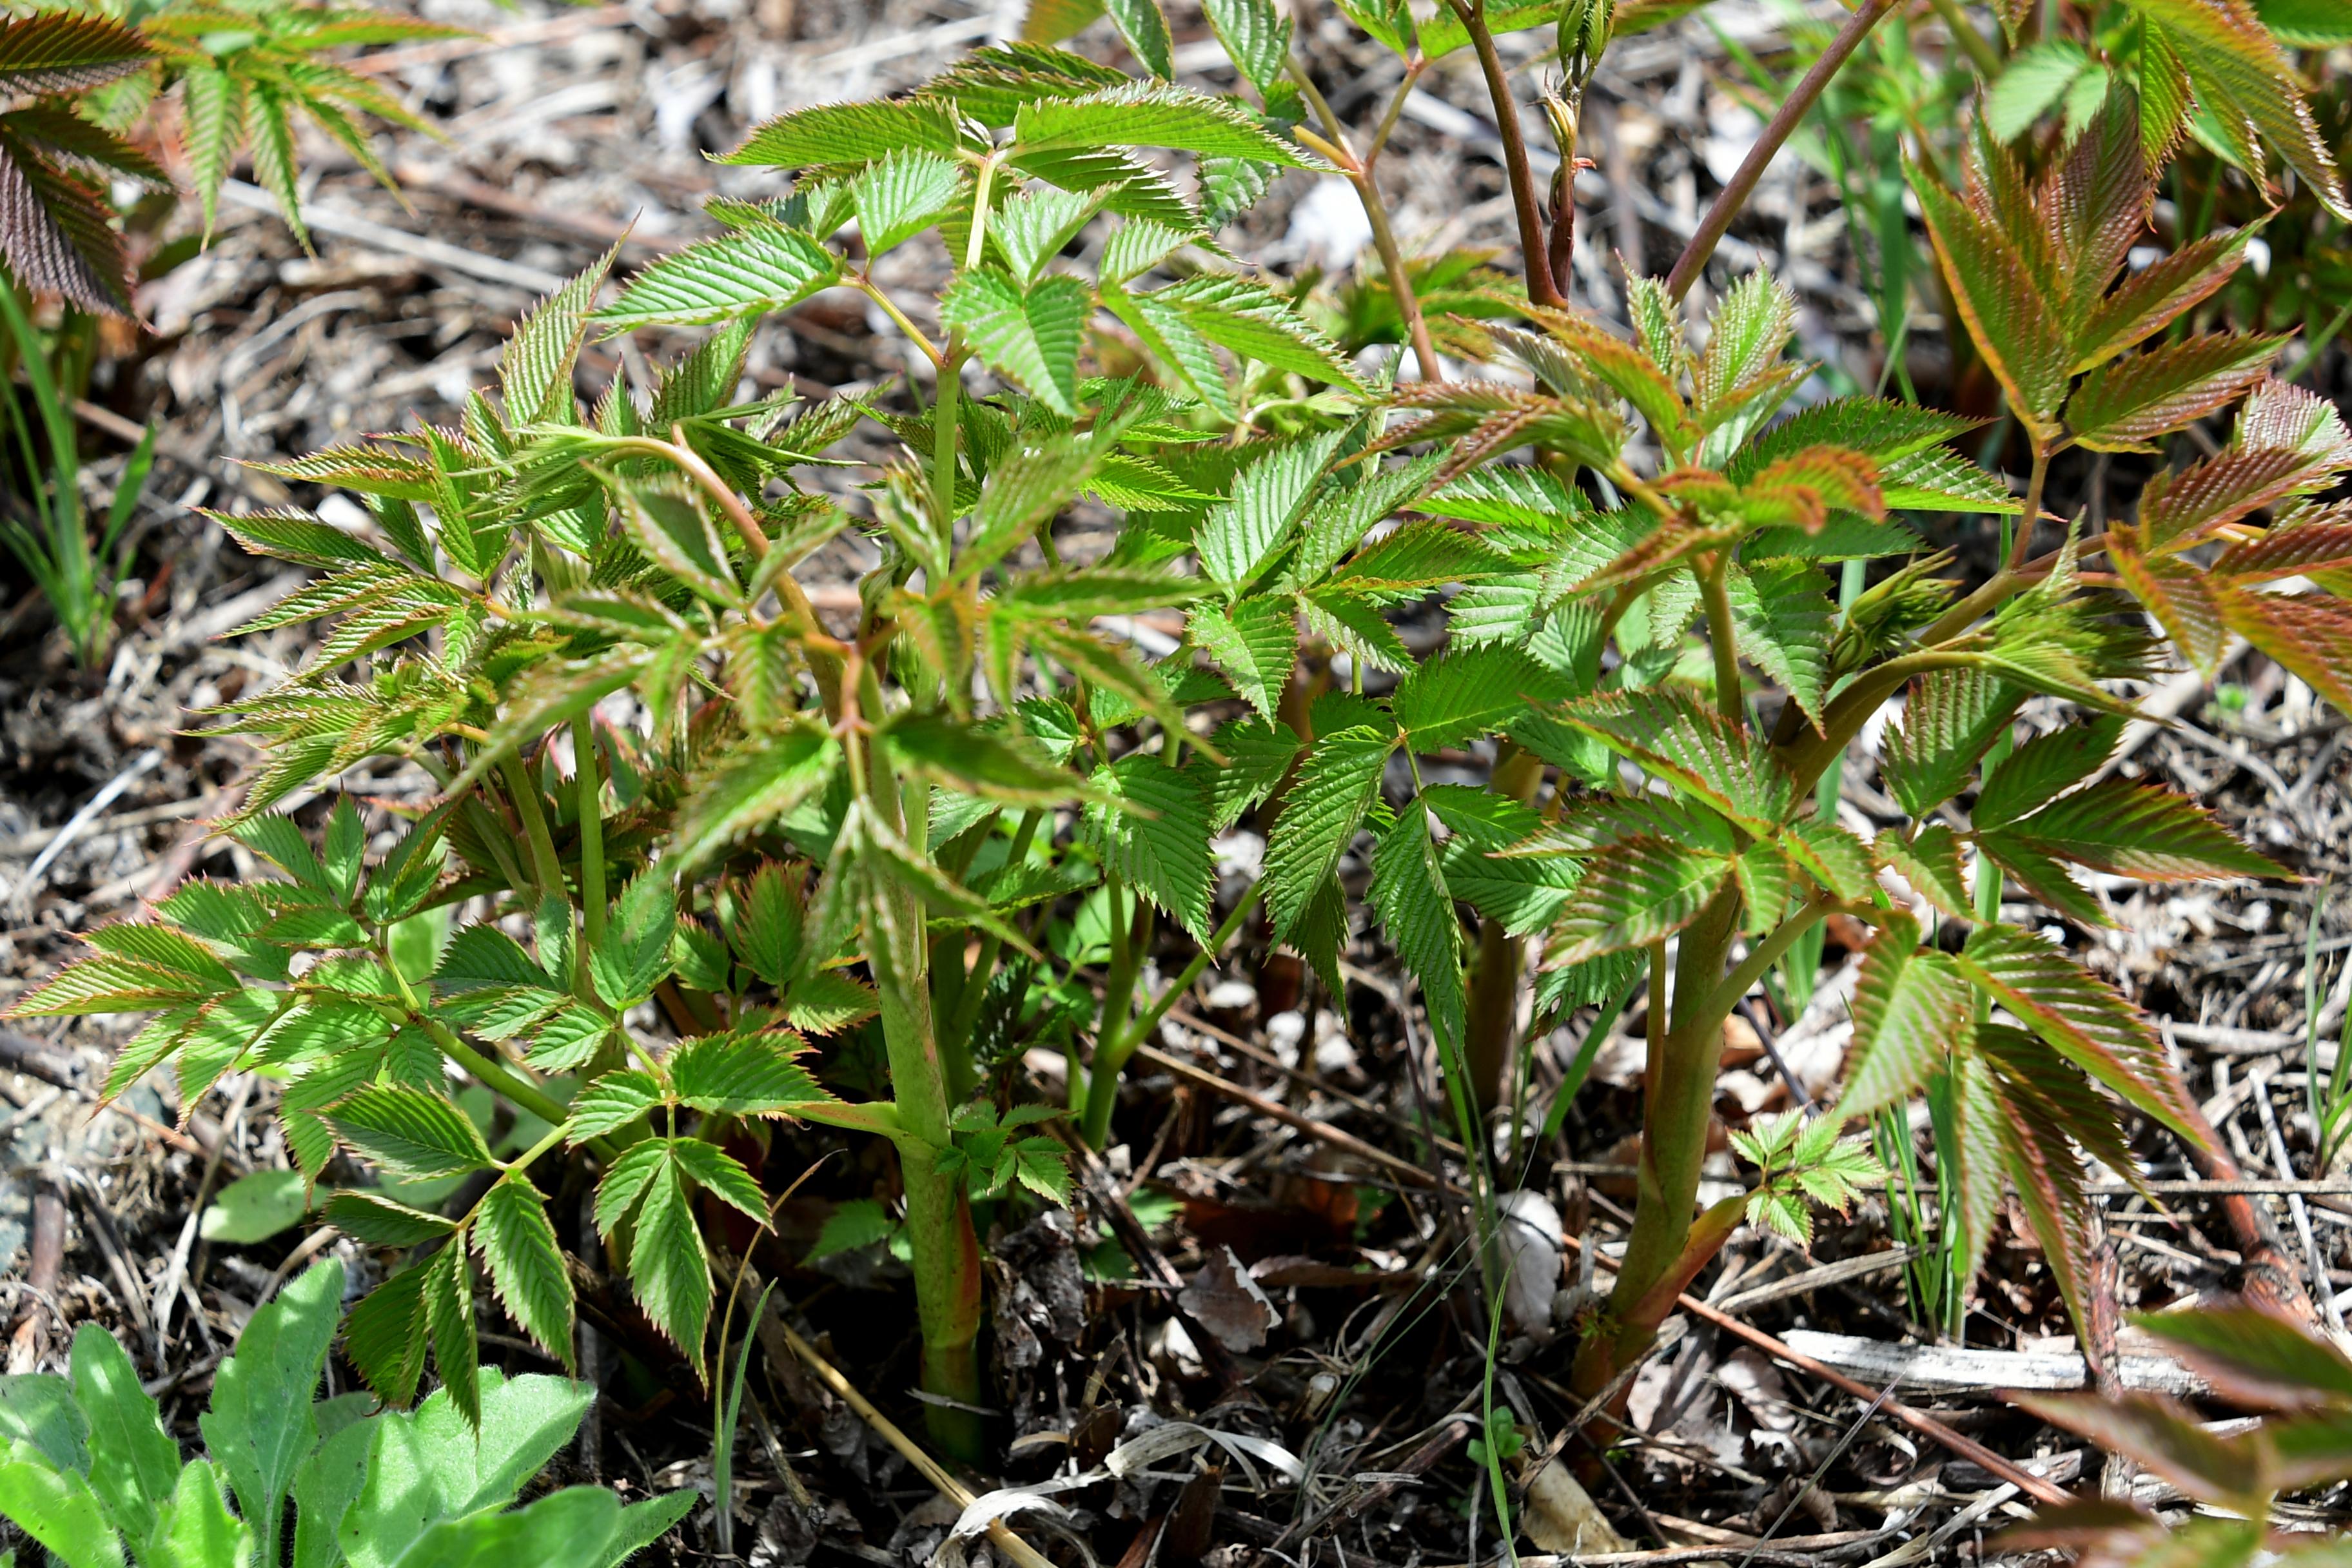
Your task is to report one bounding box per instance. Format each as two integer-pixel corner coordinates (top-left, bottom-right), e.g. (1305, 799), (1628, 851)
(1150, 275), (1362, 387)
(1560, 689), (1792, 832)
(722, 97), (966, 167)
(941, 268), (1091, 416)
(1881, 667), (2021, 818)
(2003, 779), (2283, 881)
(1196, 429), (1343, 590)
(328, 1086), (495, 1180)
(1188, 596), (1297, 720)
(1393, 645), (1571, 752)
(473, 1177), (573, 1369)
(2066, 334), (2285, 452)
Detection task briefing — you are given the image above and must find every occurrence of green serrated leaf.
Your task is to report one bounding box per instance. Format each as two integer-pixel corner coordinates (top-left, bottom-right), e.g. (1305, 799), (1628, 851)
(941, 268), (1092, 416)
(473, 1177), (573, 1370)
(1549, 836), (1732, 963)
(1086, 752), (1215, 941)
(328, 1087), (495, 1180)
(1264, 724), (1394, 941)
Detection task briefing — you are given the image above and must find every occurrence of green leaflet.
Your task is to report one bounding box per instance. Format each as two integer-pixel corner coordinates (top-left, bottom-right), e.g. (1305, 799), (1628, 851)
(1201, 0), (1291, 92)
(1147, 275), (1362, 387)
(1841, 916), (1970, 1119)
(1393, 645), (1573, 752)
(473, 1177), (574, 1370)
(1549, 837), (1732, 963)
(1086, 752), (1216, 941)
(1370, 808), (1465, 1050)
(1560, 687), (1794, 832)
(1188, 596), (1298, 720)
(1012, 81), (1315, 166)
(1196, 717), (1302, 832)
(591, 226), (841, 331)
(1725, 560), (1833, 728)
(1264, 725), (1395, 942)
(1195, 429), (1344, 591)
(721, 96), (966, 166)
(941, 268), (1092, 416)
(1101, 0), (1172, 77)
(1881, 667), (2022, 818)
(1422, 786), (1580, 937)
(1955, 924), (2200, 1140)
(852, 150), (965, 256)
(326, 1086), (495, 1181)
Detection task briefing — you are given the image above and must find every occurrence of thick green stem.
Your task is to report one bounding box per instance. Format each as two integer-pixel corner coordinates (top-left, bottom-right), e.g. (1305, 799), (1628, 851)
(1081, 879), (1144, 1144)
(1462, 745), (1545, 1113)
(852, 656), (985, 1460)
(1604, 885), (1741, 1359)
(1621, 1193), (1748, 1331)
(572, 714), (607, 968)
(1083, 883), (1264, 1149)
(868, 901), (986, 1459)
(500, 752), (570, 918)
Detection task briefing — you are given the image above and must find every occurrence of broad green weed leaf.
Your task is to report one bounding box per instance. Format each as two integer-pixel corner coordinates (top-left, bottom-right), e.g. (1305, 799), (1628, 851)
(390, 1487), (621, 1568)
(200, 1167), (311, 1244)
(0, 1437), (122, 1568)
(340, 1372), (594, 1568)
(68, 1326), (176, 1550)
(147, 1462), (251, 1568)
(200, 1258), (344, 1561)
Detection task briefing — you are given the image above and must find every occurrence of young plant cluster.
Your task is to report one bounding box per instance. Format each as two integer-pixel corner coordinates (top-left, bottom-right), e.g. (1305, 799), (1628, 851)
(7, 0), (2351, 1549)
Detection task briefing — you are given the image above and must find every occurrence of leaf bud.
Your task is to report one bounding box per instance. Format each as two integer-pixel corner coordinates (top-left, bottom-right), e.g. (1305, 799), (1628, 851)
(1556, 0), (1614, 89)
